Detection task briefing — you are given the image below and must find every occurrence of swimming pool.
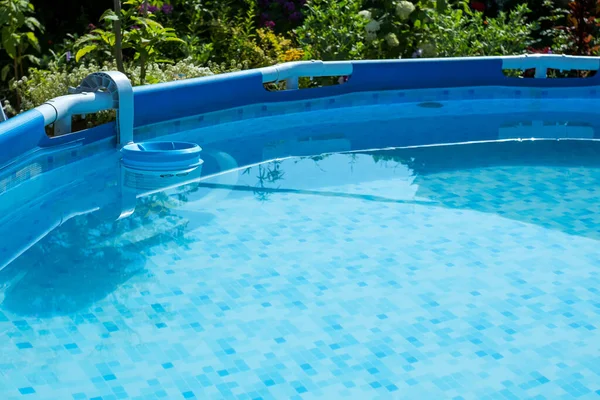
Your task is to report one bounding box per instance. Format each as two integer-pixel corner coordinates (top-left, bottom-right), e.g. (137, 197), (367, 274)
(1, 56), (600, 399)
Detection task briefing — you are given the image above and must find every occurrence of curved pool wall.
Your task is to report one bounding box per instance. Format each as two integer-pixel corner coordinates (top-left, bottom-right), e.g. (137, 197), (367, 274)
(3, 57), (600, 398)
(2, 55), (600, 169)
(2, 55), (600, 270)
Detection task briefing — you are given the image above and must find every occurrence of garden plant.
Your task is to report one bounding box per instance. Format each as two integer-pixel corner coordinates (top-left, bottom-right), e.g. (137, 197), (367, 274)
(0, 0), (595, 119)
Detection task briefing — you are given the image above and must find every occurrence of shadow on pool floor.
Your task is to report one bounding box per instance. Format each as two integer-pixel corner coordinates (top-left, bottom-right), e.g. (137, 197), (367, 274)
(0, 193), (214, 317)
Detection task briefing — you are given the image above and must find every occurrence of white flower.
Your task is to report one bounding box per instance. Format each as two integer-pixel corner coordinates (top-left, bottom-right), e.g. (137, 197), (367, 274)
(385, 32), (400, 47)
(396, 1), (415, 20)
(420, 43), (437, 57)
(358, 10), (372, 20)
(365, 20), (381, 33)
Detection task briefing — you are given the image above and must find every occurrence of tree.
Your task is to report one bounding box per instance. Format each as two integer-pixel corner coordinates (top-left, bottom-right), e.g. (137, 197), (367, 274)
(0, 0), (44, 108)
(114, 0), (124, 72)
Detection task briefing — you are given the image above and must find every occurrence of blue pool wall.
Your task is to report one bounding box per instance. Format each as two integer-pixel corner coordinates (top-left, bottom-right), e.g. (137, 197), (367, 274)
(133, 58), (600, 126)
(155, 110), (600, 174)
(2, 56), (600, 168)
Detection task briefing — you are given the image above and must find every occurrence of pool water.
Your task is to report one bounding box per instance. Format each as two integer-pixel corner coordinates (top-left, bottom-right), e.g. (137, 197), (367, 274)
(1, 135), (600, 399)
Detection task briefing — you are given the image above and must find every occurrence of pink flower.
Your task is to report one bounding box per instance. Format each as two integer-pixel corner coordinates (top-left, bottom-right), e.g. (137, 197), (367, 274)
(264, 20), (276, 29)
(161, 4), (173, 14)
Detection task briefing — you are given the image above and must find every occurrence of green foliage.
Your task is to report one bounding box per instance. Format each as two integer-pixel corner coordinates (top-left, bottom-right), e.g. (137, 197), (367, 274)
(295, 0), (367, 60)
(39, 33), (79, 71)
(0, 0), (44, 86)
(425, 2), (536, 57)
(1, 0), (599, 119)
(75, 27), (115, 63)
(535, 0), (570, 52)
(204, 0), (262, 67)
(359, 0), (442, 58)
(186, 0), (303, 69)
(8, 58), (213, 116)
(74, 0), (184, 84)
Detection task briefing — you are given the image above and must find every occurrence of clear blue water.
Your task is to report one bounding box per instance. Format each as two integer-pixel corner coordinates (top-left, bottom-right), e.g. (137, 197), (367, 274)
(2, 99), (600, 399)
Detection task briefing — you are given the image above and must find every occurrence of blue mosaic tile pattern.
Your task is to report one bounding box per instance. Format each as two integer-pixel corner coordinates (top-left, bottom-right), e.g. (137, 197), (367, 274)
(1, 141), (600, 399)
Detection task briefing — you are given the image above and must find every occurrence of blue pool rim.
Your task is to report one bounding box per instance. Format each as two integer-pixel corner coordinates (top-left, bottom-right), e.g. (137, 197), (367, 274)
(2, 55), (600, 169)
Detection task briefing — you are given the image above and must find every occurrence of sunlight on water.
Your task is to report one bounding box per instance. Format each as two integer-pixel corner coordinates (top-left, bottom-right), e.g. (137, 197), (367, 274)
(2, 111), (600, 398)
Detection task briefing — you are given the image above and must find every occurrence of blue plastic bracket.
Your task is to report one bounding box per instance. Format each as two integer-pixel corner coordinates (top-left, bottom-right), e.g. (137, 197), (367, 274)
(260, 60), (353, 89)
(70, 71), (134, 145)
(502, 54), (600, 78)
(0, 102), (7, 122)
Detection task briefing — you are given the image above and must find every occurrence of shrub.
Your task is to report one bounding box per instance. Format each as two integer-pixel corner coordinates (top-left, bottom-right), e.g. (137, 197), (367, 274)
(424, 2), (536, 57)
(360, 0), (440, 58)
(295, 0), (367, 60)
(74, 0), (185, 84)
(7, 58), (213, 115)
(204, 0), (302, 69)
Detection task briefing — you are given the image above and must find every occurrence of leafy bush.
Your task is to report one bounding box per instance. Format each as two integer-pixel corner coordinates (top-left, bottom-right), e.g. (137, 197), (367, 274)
(295, 0), (367, 60)
(360, 0), (441, 58)
(74, 0), (185, 84)
(0, 0), (44, 81)
(204, 0), (303, 69)
(6, 58), (213, 115)
(1, 0), (597, 120)
(0, 0), (44, 109)
(424, 2), (536, 57)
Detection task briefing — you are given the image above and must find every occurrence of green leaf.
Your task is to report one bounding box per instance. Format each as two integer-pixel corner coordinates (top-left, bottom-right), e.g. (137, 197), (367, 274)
(1, 64), (11, 81)
(101, 9), (120, 22)
(75, 44), (97, 62)
(24, 17), (43, 33)
(25, 31), (39, 52)
(162, 37), (185, 44)
(74, 34), (99, 47)
(2, 30), (17, 59)
(24, 54), (40, 65)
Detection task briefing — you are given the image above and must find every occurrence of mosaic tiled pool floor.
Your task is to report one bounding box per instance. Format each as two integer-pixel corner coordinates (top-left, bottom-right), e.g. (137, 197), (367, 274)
(1, 141), (600, 399)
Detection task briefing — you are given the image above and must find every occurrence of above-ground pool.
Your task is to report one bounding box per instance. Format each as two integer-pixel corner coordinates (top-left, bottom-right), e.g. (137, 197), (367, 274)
(1, 56), (600, 399)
